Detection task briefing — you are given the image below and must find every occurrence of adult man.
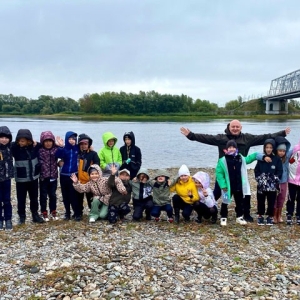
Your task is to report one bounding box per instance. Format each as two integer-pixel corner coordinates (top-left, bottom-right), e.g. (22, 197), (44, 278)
(180, 119), (291, 222)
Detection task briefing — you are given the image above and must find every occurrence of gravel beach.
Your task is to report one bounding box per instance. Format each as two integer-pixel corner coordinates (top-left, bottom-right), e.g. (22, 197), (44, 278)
(0, 168), (300, 300)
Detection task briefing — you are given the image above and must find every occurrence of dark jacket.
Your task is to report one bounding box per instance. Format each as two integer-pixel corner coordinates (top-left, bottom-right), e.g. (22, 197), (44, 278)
(11, 129), (41, 182)
(107, 174), (132, 206)
(0, 126), (14, 182)
(78, 133), (100, 184)
(55, 131), (79, 176)
(186, 124), (287, 158)
(119, 131), (142, 179)
(39, 131), (58, 180)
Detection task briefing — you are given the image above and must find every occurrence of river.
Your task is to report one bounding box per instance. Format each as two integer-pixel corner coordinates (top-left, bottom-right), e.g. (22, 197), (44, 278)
(0, 117), (299, 169)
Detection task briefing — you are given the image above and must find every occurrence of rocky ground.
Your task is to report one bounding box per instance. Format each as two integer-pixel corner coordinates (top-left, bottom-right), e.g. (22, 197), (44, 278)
(0, 168), (300, 300)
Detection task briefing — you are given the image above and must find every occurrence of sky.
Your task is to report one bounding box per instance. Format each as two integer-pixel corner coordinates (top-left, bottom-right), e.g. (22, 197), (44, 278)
(0, 0), (300, 106)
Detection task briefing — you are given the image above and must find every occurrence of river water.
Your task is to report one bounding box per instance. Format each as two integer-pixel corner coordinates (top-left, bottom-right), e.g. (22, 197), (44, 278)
(0, 117), (299, 169)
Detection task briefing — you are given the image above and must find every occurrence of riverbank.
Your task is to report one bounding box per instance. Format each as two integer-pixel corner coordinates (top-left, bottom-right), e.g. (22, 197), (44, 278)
(1, 168), (300, 299)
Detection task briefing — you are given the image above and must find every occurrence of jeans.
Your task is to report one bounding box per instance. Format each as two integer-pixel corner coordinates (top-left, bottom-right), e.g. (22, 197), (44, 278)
(151, 204), (173, 218)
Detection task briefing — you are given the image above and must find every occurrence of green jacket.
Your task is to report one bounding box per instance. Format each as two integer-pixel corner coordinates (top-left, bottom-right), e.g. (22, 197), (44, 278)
(151, 169), (171, 206)
(216, 152), (257, 203)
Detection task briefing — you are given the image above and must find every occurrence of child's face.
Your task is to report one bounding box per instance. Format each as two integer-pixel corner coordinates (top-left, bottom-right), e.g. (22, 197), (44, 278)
(227, 146), (237, 152)
(68, 137), (76, 146)
(277, 149), (286, 158)
(107, 139), (115, 148)
(18, 138), (29, 147)
(125, 137), (132, 146)
(180, 175), (189, 183)
(156, 175), (166, 183)
(193, 179), (203, 188)
(265, 144), (273, 155)
(89, 170), (100, 181)
(0, 136), (10, 145)
(79, 142), (89, 151)
(119, 172), (130, 181)
(138, 173), (148, 183)
(43, 139), (54, 149)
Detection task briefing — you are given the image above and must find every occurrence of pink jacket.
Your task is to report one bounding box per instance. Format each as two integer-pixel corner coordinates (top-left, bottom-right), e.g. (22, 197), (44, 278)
(288, 140), (300, 186)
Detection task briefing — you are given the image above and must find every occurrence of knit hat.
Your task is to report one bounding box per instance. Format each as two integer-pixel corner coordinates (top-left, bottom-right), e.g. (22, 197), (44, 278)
(178, 164), (190, 176)
(277, 143), (286, 151)
(119, 168), (130, 175)
(226, 140), (237, 149)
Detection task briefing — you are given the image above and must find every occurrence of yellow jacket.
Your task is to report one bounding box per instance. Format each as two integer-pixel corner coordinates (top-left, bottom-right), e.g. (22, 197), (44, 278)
(170, 177), (199, 204)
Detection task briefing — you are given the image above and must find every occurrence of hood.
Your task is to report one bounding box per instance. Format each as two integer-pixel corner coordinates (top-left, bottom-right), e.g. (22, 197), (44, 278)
(102, 132), (118, 147)
(78, 133), (93, 147)
(154, 169), (170, 180)
(123, 131), (136, 146)
(192, 171), (210, 189)
(40, 131), (55, 144)
(263, 138), (276, 154)
(292, 139), (300, 155)
(16, 129), (33, 142)
(64, 131), (77, 149)
(0, 126), (12, 142)
(274, 136), (291, 153)
(87, 164), (102, 177)
(136, 167), (150, 180)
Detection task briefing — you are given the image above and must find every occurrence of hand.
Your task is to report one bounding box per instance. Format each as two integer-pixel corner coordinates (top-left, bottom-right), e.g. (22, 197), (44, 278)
(201, 188), (208, 197)
(56, 136), (64, 147)
(222, 188), (228, 192)
(285, 127), (291, 135)
(70, 173), (78, 183)
(110, 164), (117, 175)
(167, 179), (171, 186)
(121, 190), (128, 195)
(180, 127), (190, 136)
(264, 156), (272, 163)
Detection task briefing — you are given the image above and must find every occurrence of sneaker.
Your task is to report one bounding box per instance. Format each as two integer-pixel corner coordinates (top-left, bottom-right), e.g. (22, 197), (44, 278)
(244, 215), (254, 222)
(42, 211), (49, 222)
(32, 213), (45, 223)
(167, 217), (174, 223)
(266, 216), (274, 226)
(63, 214), (71, 221)
(5, 220), (13, 230)
(89, 217), (95, 223)
(74, 216), (82, 222)
(220, 218), (227, 226)
(236, 216), (247, 225)
(18, 217), (26, 225)
(0, 221), (3, 230)
(297, 216), (300, 225)
(257, 216), (265, 225)
(286, 215), (293, 225)
(155, 217), (160, 222)
(50, 210), (58, 220)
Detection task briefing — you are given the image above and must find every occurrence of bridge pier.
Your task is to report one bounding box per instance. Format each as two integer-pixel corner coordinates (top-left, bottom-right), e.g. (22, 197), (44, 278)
(265, 99), (288, 114)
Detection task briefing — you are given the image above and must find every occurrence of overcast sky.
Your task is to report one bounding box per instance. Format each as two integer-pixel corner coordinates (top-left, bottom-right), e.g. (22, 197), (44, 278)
(0, 0), (299, 106)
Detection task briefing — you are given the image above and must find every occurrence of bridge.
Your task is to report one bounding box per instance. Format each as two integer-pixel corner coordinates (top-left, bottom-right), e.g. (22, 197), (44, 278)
(263, 68), (300, 114)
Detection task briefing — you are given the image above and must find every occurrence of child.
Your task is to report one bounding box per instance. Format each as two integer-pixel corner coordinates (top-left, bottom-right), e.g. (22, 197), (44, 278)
(56, 131), (81, 221)
(192, 171), (218, 224)
(274, 136), (292, 224)
(71, 164), (126, 222)
(77, 133), (100, 214)
(107, 165), (132, 224)
(131, 168), (153, 221)
(11, 129), (44, 224)
(98, 132), (122, 177)
(170, 164), (199, 224)
(39, 131), (59, 221)
(151, 169), (174, 223)
(216, 140), (259, 226)
(286, 138), (300, 225)
(119, 131), (142, 179)
(0, 126), (14, 230)
(255, 139), (283, 225)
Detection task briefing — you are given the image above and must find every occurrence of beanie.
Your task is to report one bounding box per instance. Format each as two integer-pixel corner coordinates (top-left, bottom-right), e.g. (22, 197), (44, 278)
(178, 164), (190, 177)
(277, 143), (286, 151)
(226, 140), (237, 149)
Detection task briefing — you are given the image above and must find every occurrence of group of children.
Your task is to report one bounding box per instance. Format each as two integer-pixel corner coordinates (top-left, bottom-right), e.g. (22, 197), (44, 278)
(0, 125), (300, 231)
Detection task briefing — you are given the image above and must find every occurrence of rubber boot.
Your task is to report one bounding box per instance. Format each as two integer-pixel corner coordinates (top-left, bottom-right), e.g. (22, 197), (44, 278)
(273, 208), (278, 224)
(278, 207), (283, 223)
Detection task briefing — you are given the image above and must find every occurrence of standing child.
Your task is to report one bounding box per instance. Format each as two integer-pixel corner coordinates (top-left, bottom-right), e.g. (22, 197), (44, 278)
(39, 131), (59, 221)
(131, 168), (153, 221)
(119, 131), (142, 179)
(286, 138), (300, 225)
(170, 164), (199, 224)
(192, 171), (218, 224)
(0, 126), (14, 230)
(255, 139), (283, 225)
(150, 169), (174, 223)
(98, 132), (122, 177)
(216, 140), (259, 226)
(56, 131), (81, 221)
(11, 129), (44, 224)
(107, 165), (132, 224)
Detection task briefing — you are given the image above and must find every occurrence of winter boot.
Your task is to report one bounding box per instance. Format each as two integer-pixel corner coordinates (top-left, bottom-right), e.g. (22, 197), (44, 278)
(174, 208), (180, 224)
(32, 213), (45, 223)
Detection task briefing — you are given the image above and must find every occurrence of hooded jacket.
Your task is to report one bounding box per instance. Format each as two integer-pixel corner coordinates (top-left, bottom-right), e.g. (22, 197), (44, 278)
(55, 131), (79, 176)
(98, 132), (122, 170)
(78, 133), (100, 184)
(186, 124), (287, 158)
(151, 169), (171, 206)
(39, 131), (58, 180)
(73, 164), (126, 205)
(192, 171), (216, 208)
(0, 126), (14, 182)
(119, 131), (142, 179)
(288, 139), (300, 186)
(131, 168), (153, 201)
(11, 129), (41, 182)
